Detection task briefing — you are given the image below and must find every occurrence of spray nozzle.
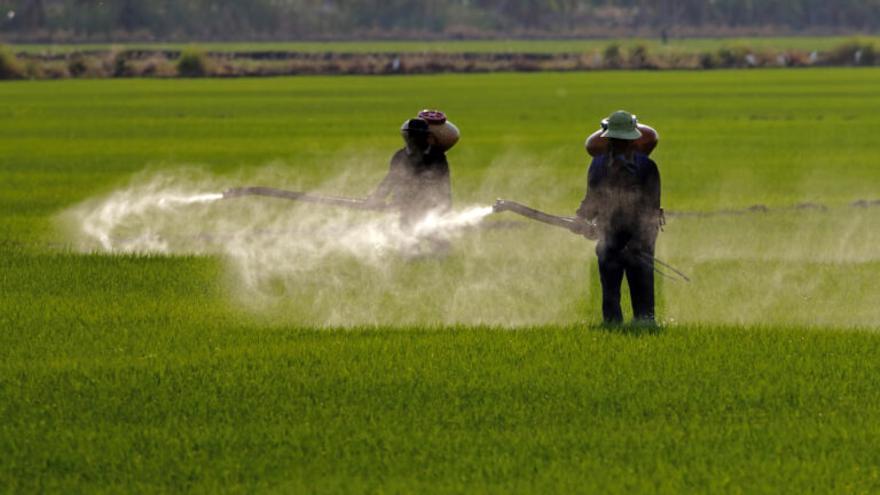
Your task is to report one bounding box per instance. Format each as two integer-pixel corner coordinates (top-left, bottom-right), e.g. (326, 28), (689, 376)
(492, 199), (511, 213)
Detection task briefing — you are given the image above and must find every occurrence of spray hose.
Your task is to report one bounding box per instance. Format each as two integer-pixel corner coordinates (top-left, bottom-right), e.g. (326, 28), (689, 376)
(219, 190), (690, 281)
(492, 199), (691, 283)
(222, 186), (387, 211)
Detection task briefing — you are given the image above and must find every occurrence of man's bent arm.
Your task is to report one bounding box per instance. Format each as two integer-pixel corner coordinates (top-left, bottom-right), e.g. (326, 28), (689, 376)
(576, 163), (602, 221)
(370, 154), (405, 201)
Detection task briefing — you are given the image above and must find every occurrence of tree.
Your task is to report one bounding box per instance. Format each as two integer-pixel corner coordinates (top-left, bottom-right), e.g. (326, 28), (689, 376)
(19, 0), (46, 29)
(2, 0), (880, 40)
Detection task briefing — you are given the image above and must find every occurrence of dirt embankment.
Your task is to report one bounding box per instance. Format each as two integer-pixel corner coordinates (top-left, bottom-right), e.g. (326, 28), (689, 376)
(2, 40), (877, 80)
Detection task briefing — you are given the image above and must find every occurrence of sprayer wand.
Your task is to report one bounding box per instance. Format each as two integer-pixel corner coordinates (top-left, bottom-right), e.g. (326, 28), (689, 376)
(222, 186), (387, 211)
(492, 198), (691, 283)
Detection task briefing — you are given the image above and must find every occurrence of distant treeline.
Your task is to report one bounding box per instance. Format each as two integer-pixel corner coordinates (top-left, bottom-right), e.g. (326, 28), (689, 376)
(2, 39), (876, 80)
(1, 0), (880, 42)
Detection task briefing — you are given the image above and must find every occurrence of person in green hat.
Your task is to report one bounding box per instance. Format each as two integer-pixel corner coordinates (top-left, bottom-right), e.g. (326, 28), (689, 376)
(572, 110), (663, 324)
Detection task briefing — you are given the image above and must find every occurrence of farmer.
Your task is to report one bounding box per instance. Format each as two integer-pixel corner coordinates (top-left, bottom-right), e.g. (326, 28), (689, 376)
(367, 112), (456, 230)
(573, 110), (663, 324)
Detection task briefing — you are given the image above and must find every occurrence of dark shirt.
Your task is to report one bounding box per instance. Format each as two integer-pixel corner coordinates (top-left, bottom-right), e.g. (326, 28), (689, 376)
(577, 152), (661, 248)
(373, 147), (451, 221)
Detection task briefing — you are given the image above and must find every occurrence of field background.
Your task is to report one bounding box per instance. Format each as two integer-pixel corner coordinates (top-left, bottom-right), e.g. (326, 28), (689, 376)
(2, 67), (880, 492)
(10, 35), (880, 54)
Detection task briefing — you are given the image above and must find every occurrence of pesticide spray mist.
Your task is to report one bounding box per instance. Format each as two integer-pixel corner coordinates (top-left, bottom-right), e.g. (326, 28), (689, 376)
(69, 176), (492, 259)
(58, 167), (525, 326)
(58, 164), (880, 328)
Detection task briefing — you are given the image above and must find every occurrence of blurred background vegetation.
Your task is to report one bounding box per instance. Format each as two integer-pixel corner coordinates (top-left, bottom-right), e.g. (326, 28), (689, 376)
(1, 0), (879, 42)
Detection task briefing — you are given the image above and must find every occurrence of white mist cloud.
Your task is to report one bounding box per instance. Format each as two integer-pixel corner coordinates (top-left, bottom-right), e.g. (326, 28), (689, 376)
(58, 167), (499, 312)
(55, 163), (880, 328)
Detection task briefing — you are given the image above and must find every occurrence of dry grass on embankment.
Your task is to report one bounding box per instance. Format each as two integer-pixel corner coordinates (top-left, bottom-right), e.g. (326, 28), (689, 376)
(1, 38), (877, 79)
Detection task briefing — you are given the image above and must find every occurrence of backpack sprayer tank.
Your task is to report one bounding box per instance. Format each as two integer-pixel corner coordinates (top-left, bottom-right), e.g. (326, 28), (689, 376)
(418, 109), (460, 152)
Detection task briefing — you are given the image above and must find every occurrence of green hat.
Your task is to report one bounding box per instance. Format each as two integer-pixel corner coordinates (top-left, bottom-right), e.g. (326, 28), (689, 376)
(600, 110), (642, 140)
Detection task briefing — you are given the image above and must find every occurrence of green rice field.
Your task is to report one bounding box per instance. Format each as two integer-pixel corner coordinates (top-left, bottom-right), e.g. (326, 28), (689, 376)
(2, 68), (880, 492)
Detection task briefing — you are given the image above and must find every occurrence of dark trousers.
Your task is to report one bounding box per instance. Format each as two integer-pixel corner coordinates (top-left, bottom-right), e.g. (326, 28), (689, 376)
(596, 241), (655, 324)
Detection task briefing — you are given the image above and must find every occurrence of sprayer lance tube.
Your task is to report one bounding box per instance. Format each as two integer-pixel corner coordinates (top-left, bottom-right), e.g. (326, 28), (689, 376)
(222, 186), (386, 211)
(493, 199), (576, 229)
(492, 198), (690, 283)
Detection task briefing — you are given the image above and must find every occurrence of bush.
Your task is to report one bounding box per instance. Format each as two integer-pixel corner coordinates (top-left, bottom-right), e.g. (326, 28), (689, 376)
(67, 54), (89, 77)
(137, 55), (176, 77)
(177, 48), (212, 77)
(628, 44), (656, 69)
(826, 39), (877, 66)
(785, 50), (812, 67)
(0, 45), (25, 80)
(715, 46), (754, 68)
(111, 51), (130, 77)
(603, 43), (623, 69)
(858, 45), (876, 66)
(23, 60), (45, 79)
(698, 51), (717, 69)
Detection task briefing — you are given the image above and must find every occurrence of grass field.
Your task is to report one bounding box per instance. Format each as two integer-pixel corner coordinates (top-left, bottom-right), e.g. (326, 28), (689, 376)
(2, 68), (880, 492)
(10, 35), (880, 55)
